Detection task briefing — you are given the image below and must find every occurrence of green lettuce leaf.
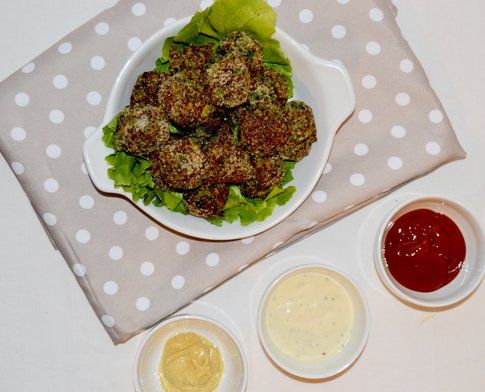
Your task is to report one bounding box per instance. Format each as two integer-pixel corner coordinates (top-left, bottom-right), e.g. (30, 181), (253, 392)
(282, 161), (296, 186)
(168, 123), (184, 135)
(102, 114), (120, 148)
(105, 151), (188, 214)
(207, 162), (296, 226)
(155, 0), (293, 95)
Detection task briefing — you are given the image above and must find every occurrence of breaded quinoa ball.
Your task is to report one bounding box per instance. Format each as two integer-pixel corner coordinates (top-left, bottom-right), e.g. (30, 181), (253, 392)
(159, 70), (216, 129)
(249, 67), (288, 105)
(218, 31), (263, 70)
(278, 101), (317, 161)
(114, 105), (169, 157)
(236, 103), (291, 157)
(169, 42), (214, 74)
(184, 183), (229, 218)
(241, 156), (286, 199)
(149, 137), (206, 190)
(207, 55), (250, 108)
(130, 71), (168, 106)
(204, 137), (253, 184)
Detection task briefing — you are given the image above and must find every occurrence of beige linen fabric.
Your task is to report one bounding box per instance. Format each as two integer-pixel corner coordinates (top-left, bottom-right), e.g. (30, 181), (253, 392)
(0, 0), (465, 343)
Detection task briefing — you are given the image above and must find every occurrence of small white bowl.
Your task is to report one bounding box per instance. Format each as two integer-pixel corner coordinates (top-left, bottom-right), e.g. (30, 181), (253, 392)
(257, 264), (369, 379)
(134, 315), (247, 392)
(374, 196), (485, 308)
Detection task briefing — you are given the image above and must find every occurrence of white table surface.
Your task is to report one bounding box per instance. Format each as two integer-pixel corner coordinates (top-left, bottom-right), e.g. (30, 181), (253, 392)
(1, 0), (484, 391)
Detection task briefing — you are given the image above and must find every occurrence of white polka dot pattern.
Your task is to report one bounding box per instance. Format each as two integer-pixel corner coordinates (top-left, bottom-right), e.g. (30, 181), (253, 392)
(58, 42), (72, 54)
(0, 0), (464, 343)
(299, 9), (314, 24)
(331, 25), (346, 39)
(46, 144), (62, 159)
(171, 275), (185, 290)
(365, 41), (381, 55)
(132, 3), (146, 16)
(362, 75), (376, 89)
(109, 246), (123, 261)
(136, 297), (150, 311)
(73, 263), (87, 277)
(101, 315), (115, 328)
(268, 0), (281, 7)
(95, 22), (110, 35)
(312, 191), (327, 203)
(176, 241), (190, 255)
(358, 109), (373, 123)
(113, 211), (128, 225)
(49, 110), (64, 124)
(79, 195), (95, 209)
(22, 63), (35, 73)
(103, 281), (118, 295)
(205, 253), (220, 267)
(140, 261), (155, 276)
(128, 37), (142, 51)
(145, 226), (159, 240)
(91, 56), (106, 70)
(15, 92), (30, 107)
(42, 213), (57, 226)
(429, 109), (444, 124)
(426, 142), (441, 155)
(52, 75), (68, 89)
(10, 127), (26, 141)
(11, 161), (24, 175)
(44, 178), (59, 193)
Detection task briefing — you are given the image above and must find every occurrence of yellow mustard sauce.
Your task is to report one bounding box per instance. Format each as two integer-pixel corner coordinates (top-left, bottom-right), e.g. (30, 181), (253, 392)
(265, 269), (354, 363)
(159, 332), (224, 392)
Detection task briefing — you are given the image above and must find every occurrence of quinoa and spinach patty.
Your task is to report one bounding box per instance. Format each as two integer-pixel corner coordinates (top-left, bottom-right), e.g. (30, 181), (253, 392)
(102, 0), (317, 223)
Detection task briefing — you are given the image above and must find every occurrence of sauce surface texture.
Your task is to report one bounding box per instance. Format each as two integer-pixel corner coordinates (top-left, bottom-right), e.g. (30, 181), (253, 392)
(159, 332), (223, 392)
(265, 269), (354, 363)
(384, 208), (466, 292)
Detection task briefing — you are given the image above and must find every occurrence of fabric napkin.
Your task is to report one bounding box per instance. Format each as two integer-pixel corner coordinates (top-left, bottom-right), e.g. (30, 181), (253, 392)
(0, 0), (465, 343)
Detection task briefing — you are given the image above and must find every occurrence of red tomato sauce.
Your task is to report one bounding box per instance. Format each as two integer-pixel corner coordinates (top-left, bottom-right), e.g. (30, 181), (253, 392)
(383, 209), (466, 292)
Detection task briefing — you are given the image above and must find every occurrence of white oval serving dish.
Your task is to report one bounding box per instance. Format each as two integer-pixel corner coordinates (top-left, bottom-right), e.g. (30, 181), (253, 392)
(83, 17), (355, 240)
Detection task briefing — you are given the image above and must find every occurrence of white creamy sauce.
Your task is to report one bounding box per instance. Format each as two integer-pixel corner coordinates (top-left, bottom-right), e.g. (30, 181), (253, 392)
(265, 269), (354, 363)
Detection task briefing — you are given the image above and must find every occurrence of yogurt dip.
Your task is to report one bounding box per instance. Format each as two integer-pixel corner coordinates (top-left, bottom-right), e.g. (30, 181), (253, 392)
(263, 267), (355, 363)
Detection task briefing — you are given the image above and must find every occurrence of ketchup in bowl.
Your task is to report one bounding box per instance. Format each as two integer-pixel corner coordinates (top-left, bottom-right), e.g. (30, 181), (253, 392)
(383, 209), (466, 292)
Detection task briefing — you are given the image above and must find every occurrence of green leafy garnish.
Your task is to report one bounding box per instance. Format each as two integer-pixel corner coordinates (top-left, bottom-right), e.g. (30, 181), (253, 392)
(282, 161), (296, 186)
(155, 0), (293, 95)
(102, 120), (187, 214)
(207, 164), (296, 226)
(168, 123), (184, 135)
(102, 114), (119, 148)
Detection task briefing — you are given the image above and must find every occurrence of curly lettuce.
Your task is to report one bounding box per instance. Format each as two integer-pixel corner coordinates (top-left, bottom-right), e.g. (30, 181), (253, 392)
(102, 121), (187, 214)
(155, 0), (293, 95)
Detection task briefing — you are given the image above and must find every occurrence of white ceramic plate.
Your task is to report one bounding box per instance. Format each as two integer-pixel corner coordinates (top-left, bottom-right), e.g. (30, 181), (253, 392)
(83, 18), (355, 240)
(134, 315), (247, 392)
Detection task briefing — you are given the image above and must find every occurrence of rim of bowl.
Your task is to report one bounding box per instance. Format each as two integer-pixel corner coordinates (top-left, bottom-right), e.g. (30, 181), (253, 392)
(133, 314), (248, 392)
(257, 263), (370, 379)
(374, 195), (485, 308)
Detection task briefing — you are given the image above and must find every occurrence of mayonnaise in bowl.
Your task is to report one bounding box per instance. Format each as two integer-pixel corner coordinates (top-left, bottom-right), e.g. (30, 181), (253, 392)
(258, 264), (369, 379)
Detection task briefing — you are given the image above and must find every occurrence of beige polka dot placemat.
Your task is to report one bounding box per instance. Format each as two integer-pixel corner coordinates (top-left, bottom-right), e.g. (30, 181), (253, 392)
(0, 0), (465, 343)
